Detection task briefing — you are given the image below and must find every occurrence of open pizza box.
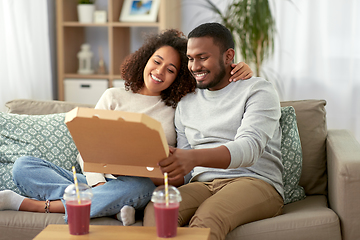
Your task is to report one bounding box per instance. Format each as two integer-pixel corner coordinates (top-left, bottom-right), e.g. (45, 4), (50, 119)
(65, 107), (169, 178)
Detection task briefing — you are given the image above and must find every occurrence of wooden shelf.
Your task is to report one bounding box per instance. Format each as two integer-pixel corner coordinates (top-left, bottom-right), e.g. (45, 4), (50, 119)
(64, 74), (111, 79)
(62, 22), (109, 27)
(56, 0), (181, 101)
(110, 22), (160, 27)
(62, 22), (159, 27)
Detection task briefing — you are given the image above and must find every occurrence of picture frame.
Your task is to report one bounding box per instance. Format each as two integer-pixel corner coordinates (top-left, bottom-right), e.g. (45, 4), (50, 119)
(119, 0), (160, 22)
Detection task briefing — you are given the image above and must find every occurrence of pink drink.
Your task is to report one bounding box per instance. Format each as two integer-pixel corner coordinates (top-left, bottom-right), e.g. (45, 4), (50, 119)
(154, 202), (179, 238)
(66, 200), (91, 235)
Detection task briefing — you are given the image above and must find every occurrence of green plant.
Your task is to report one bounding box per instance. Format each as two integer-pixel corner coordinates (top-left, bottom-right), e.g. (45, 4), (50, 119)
(201, 0), (276, 76)
(78, 0), (95, 4)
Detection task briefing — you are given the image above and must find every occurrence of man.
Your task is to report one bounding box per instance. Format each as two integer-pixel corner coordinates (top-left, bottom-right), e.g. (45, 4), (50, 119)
(144, 22), (284, 240)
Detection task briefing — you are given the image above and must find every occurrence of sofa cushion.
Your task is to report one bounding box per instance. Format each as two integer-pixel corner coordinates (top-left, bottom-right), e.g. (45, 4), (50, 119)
(0, 210), (142, 240)
(5, 99), (94, 115)
(0, 112), (80, 194)
(280, 106), (305, 204)
(225, 195), (341, 240)
(280, 100), (327, 196)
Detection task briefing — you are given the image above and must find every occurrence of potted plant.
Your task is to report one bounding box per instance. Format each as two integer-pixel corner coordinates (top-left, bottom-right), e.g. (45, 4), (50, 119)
(78, 0), (95, 23)
(201, 0), (276, 77)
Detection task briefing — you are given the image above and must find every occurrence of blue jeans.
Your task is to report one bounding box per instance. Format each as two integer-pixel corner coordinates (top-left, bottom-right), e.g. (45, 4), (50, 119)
(12, 156), (156, 222)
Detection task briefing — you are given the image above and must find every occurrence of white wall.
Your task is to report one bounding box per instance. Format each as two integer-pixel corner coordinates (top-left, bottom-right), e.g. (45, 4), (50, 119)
(180, 0), (232, 35)
(47, 0), (57, 99)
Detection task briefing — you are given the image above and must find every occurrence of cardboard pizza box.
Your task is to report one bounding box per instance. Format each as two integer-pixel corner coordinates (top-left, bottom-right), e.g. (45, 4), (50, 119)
(65, 107), (169, 178)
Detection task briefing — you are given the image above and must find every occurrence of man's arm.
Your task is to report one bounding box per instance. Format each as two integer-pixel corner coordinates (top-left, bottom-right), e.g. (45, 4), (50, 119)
(159, 80), (281, 181)
(161, 104), (231, 181)
(158, 146), (231, 180)
(150, 176), (184, 187)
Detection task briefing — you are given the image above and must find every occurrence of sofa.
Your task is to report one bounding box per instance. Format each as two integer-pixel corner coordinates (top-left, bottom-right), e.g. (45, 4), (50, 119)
(0, 98), (359, 240)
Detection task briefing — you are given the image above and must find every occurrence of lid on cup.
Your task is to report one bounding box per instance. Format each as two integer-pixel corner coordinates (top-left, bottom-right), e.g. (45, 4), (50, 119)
(63, 183), (93, 201)
(151, 185), (182, 203)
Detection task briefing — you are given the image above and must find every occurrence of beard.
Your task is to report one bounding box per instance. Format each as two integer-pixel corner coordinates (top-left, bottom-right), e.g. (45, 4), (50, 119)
(196, 58), (226, 89)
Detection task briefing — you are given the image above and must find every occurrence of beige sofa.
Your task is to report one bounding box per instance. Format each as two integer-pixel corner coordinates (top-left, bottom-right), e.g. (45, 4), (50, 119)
(0, 99), (359, 240)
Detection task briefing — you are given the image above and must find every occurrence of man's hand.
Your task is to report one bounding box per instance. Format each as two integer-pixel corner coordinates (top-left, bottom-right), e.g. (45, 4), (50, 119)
(229, 62), (253, 82)
(158, 146), (231, 181)
(150, 176), (184, 187)
(158, 147), (196, 181)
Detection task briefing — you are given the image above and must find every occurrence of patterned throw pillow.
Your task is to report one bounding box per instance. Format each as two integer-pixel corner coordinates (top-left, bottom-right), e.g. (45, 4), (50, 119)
(0, 112), (80, 194)
(280, 106), (306, 204)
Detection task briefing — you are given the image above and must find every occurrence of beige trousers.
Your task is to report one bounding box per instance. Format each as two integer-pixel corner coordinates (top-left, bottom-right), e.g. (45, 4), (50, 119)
(144, 177), (283, 240)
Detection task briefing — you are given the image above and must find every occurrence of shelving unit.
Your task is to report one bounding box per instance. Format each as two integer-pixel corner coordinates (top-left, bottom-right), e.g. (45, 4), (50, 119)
(56, 0), (181, 102)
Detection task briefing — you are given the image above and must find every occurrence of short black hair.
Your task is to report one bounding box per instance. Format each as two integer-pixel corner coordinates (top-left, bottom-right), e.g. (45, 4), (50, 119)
(188, 22), (234, 54)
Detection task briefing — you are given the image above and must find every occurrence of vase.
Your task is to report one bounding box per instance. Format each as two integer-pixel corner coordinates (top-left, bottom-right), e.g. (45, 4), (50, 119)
(77, 4), (95, 23)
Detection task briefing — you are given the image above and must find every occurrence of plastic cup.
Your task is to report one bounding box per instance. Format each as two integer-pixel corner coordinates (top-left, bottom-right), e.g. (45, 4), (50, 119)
(63, 183), (93, 235)
(151, 185), (182, 238)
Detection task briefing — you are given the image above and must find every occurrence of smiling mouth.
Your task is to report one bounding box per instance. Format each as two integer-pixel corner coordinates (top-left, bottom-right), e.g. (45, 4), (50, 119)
(151, 74), (163, 83)
(192, 71), (208, 81)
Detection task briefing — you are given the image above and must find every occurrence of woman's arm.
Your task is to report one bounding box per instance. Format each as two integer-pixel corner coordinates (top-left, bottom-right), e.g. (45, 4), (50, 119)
(229, 62), (253, 82)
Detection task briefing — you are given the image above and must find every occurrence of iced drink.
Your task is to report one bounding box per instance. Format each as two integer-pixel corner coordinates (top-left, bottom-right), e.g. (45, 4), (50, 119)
(151, 185), (182, 238)
(63, 183), (93, 235)
(154, 202), (179, 238)
(66, 199), (91, 235)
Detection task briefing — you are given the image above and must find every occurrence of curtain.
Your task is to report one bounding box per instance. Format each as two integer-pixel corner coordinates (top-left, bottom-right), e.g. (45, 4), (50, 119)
(0, 0), (52, 112)
(265, 0), (360, 142)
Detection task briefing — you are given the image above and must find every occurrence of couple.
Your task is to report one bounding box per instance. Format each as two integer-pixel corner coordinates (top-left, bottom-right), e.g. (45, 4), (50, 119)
(0, 23), (283, 240)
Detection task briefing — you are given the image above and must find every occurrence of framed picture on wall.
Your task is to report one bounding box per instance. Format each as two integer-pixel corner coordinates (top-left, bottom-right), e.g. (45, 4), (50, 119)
(120, 0), (160, 22)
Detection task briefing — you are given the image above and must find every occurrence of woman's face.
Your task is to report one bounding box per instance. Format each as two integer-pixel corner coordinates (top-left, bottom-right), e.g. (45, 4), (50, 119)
(141, 45), (181, 96)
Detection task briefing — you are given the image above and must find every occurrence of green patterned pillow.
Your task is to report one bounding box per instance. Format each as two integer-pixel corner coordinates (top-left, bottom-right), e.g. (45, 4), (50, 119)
(280, 106), (306, 204)
(0, 112), (80, 194)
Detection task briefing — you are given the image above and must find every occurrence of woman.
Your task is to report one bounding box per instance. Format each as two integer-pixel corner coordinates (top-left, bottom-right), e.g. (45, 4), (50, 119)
(0, 29), (252, 225)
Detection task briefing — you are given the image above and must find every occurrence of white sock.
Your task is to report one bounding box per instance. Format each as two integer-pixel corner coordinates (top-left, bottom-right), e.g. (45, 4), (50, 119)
(116, 205), (135, 226)
(0, 190), (25, 210)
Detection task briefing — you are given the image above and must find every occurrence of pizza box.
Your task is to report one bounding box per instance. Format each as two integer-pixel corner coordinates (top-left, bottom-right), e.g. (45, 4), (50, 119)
(65, 107), (169, 178)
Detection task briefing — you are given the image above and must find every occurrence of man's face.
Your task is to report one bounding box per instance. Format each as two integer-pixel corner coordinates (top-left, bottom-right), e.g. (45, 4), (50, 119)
(187, 37), (227, 90)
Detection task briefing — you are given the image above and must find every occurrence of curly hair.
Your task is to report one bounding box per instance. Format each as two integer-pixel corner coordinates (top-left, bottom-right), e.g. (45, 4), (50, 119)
(120, 29), (196, 108)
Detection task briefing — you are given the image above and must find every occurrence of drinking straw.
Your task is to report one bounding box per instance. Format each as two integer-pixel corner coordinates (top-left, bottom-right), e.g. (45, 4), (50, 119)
(164, 172), (169, 206)
(72, 166), (81, 204)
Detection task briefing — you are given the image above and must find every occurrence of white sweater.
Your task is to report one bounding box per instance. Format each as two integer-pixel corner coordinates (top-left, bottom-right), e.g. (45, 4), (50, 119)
(175, 77), (284, 199)
(77, 87), (176, 186)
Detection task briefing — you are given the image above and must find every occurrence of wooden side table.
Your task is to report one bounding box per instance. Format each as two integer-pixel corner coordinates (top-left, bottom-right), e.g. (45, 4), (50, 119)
(33, 224), (210, 240)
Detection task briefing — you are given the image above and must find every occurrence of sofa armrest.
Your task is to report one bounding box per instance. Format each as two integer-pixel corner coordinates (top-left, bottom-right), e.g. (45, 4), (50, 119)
(327, 129), (360, 240)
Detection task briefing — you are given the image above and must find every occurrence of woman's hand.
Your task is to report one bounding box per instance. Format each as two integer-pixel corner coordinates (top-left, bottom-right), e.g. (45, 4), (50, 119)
(92, 182), (105, 188)
(229, 62), (253, 82)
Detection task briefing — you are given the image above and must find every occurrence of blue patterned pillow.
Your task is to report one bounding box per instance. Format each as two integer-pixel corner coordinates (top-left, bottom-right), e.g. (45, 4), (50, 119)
(0, 112), (80, 194)
(280, 106), (306, 204)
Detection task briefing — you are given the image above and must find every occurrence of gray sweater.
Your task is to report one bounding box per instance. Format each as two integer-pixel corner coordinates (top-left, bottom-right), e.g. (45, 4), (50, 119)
(175, 77), (284, 199)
